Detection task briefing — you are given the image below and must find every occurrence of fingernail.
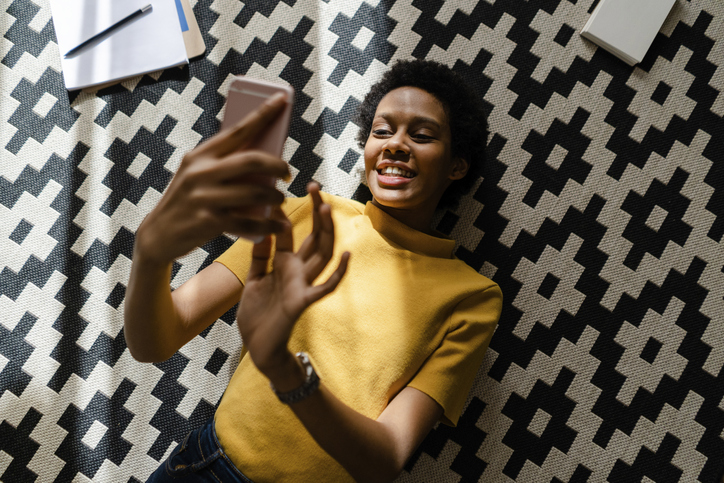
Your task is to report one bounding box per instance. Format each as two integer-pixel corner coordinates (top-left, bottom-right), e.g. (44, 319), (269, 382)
(265, 92), (286, 107)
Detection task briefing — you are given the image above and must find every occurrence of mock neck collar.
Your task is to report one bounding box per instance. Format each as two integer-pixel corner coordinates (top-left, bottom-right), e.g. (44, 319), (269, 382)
(364, 202), (455, 258)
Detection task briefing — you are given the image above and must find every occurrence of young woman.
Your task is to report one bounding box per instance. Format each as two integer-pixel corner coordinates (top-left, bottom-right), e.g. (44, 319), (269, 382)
(126, 60), (502, 483)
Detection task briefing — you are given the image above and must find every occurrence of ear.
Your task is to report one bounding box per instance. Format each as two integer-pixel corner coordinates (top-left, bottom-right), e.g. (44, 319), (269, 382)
(448, 157), (469, 181)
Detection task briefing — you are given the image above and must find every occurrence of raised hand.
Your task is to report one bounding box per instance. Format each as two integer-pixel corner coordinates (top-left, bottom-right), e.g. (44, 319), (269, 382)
(134, 93), (291, 266)
(236, 183), (350, 375)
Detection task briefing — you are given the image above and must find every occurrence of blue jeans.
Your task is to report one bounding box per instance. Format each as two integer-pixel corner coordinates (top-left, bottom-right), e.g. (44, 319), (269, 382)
(146, 418), (254, 482)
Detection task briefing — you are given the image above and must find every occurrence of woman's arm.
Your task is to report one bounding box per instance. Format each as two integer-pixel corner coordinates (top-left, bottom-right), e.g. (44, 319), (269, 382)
(124, 93), (291, 362)
(124, 260), (243, 362)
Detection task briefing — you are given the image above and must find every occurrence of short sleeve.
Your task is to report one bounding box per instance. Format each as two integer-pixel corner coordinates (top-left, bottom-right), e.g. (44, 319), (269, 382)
(214, 196), (311, 284)
(407, 284), (502, 426)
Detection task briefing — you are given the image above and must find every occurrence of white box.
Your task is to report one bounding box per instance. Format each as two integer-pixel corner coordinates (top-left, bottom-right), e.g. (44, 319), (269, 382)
(581, 0), (677, 66)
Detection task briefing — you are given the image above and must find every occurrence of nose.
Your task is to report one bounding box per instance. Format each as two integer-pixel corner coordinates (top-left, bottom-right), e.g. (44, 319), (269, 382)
(383, 131), (409, 155)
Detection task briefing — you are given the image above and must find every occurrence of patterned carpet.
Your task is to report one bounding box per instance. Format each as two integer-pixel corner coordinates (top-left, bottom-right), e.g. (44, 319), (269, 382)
(1, 0), (723, 481)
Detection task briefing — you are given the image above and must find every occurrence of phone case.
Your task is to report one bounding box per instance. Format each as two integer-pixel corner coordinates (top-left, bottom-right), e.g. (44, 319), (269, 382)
(222, 76), (294, 158)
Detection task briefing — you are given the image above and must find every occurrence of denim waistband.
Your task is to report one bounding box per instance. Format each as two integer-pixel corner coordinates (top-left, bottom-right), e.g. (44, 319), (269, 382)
(147, 417), (254, 482)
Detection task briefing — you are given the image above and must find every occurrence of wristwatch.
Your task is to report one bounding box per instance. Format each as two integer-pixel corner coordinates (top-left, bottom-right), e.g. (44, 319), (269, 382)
(270, 352), (320, 404)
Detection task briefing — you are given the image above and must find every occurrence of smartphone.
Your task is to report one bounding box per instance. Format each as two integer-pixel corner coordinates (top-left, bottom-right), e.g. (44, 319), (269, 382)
(221, 77), (294, 240)
(222, 76), (294, 157)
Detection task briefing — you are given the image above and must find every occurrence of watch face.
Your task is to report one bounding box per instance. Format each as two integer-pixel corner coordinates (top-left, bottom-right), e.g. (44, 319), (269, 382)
(299, 352), (315, 379)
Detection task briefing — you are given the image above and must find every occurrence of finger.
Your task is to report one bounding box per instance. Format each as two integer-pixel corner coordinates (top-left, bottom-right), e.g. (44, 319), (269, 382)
(201, 92), (288, 157)
(272, 208), (295, 253)
(196, 184), (284, 208)
(297, 230), (316, 262)
(249, 236), (273, 279)
(303, 203), (335, 279)
(228, 205), (272, 220)
(309, 182), (323, 233)
(225, 217), (287, 238)
(307, 251), (350, 304)
(299, 183), (323, 261)
(308, 181), (322, 202)
(214, 151), (290, 183)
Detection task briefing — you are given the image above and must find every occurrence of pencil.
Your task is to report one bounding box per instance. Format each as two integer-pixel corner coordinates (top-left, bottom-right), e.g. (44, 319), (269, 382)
(64, 4), (153, 58)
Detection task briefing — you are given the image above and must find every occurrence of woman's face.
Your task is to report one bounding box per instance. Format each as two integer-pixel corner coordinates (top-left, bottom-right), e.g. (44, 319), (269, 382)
(364, 86), (467, 214)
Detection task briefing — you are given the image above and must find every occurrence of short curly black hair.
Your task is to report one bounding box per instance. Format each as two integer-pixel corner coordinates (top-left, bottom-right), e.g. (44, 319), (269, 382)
(354, 59), (488, 210)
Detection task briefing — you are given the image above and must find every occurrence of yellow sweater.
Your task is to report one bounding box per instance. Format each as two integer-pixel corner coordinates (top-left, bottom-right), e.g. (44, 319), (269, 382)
(214, 193), (502, 482)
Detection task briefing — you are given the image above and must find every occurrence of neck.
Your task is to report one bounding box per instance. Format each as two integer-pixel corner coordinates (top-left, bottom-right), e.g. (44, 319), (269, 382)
(371, 199), (438, 236)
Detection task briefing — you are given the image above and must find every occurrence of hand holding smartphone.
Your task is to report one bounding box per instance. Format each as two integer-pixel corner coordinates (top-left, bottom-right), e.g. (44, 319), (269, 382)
(222, 76), (294, 241)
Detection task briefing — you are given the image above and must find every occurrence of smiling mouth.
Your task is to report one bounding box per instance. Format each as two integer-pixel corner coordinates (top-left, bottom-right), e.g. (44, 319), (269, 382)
(377, 166), (415, 178)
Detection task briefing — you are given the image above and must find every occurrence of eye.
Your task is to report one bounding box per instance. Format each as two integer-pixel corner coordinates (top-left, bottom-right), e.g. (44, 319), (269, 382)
(372, 129), (392, 136)
(412, 133), (434, 141)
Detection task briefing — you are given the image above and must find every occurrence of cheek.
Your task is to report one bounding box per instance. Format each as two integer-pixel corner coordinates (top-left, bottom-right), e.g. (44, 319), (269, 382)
(421, 148), (452, 174)
(363, 142), (378, 172)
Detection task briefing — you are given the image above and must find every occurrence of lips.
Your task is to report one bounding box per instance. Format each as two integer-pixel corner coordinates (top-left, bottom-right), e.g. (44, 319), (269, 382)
(377, 166), (414, 178)
(375, 164), (416, 186)
(376, 161), (416, 176)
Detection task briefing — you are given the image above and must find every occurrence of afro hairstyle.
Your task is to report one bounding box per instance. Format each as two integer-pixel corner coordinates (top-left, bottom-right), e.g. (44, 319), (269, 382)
(354, 59), (488, 210)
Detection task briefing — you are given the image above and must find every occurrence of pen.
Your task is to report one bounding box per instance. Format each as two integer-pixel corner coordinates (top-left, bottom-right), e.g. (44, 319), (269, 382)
(64, 4), (153, 58)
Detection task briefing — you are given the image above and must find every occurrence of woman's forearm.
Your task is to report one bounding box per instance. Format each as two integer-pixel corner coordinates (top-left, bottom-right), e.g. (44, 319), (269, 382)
(294, 386), (400, 482)
(265, 355), (437, 482)
(123, 247), (182, 363)
(124, 243), (244, 363)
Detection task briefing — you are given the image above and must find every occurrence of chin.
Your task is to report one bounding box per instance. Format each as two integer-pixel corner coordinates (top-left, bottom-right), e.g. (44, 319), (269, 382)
(371, 193), (419, 210)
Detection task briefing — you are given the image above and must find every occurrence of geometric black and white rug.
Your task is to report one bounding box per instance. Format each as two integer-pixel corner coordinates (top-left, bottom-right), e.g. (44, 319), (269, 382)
(2, 0), (723, 481)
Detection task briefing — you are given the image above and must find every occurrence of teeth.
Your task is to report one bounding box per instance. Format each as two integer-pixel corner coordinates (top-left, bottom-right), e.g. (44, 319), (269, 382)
(380, 166), (413, 178)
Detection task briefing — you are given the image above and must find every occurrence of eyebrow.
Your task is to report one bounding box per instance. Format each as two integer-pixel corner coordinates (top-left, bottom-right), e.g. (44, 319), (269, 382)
(375, 112), (442, 129)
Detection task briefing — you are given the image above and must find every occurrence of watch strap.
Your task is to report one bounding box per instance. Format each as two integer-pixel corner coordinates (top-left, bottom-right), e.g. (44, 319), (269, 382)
(270, 352), (320, 404)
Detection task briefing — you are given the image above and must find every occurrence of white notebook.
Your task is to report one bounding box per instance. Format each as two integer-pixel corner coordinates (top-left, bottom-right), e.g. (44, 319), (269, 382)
(49, 0), (188, 91)
(581, 0), (676, 66)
